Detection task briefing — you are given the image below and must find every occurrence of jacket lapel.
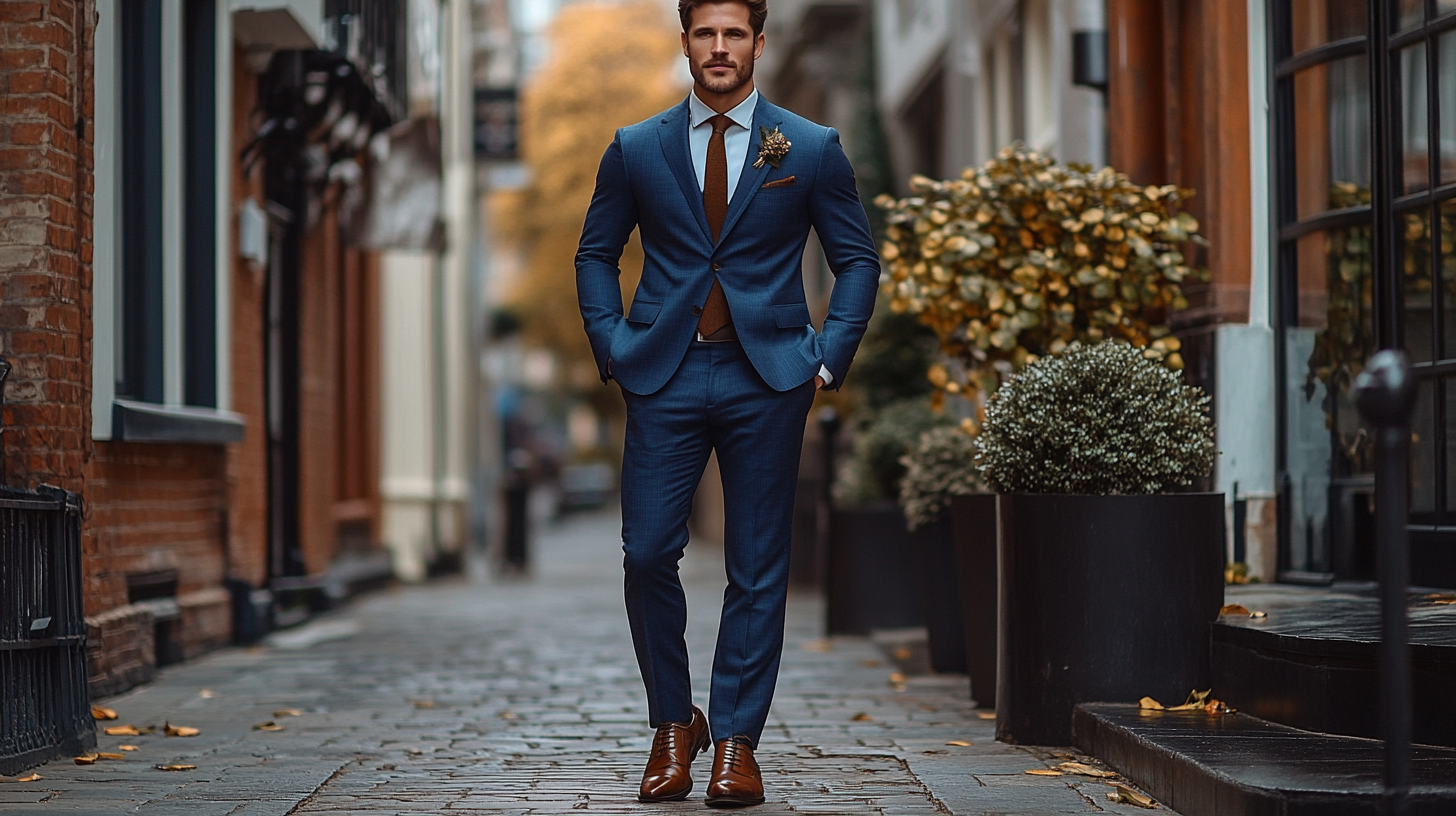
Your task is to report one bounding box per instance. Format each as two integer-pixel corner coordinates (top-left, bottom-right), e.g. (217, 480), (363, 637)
(656, 100), (712, 247)
(716, 97), (781, 247)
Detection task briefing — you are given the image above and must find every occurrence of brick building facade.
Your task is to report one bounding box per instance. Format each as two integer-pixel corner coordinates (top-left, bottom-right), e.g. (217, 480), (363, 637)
(1, 1), (397, 700)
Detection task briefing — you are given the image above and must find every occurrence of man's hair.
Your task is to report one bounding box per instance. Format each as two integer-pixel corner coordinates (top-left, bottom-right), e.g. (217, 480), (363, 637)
(678, 0), (768, 37)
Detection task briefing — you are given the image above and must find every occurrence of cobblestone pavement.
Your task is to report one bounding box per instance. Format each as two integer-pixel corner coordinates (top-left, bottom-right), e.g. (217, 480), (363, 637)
(8, 509), (1177, 815)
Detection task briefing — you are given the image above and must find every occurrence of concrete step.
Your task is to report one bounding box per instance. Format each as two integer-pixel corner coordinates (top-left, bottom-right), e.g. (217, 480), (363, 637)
(1073, 703), (1456, 816)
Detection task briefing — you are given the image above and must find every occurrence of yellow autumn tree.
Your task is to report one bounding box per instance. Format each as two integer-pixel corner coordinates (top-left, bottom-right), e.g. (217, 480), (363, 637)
(497, 2), (685, 392)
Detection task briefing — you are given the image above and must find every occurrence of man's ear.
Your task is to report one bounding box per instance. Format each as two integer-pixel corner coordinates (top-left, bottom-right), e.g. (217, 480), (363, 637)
(753, 32), (764, 60)
(681, 31), (690, 58)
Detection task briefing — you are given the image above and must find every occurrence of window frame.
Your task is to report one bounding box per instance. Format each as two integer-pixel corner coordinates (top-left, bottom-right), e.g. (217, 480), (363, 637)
(92, 0), (239, 442)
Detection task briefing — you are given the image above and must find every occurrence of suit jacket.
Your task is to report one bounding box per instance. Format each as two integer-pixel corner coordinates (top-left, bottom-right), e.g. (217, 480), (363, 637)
(575, 95), (880, 396)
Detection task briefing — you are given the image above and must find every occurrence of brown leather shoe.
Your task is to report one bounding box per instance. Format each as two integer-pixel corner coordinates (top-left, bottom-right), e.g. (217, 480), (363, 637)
(637, 705), (710, 802)
(705, 736), (765, 808)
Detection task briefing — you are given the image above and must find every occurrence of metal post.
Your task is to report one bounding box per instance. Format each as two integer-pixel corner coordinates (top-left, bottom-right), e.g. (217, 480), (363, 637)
(1353, 350), (1416, 816)
(0, 356), (10, 487)
(815, 407), (841, 591)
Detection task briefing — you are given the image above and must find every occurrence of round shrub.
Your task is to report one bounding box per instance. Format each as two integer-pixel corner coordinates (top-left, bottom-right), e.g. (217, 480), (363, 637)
(974, 341), (1215, 494)
(836, 398), (953, 504)
(899, 425), (983, 530)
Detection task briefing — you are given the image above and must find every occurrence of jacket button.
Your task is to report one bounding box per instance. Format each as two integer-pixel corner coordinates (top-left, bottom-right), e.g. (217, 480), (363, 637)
(692, 306), (703, 315)
(712, 262), (721, 270)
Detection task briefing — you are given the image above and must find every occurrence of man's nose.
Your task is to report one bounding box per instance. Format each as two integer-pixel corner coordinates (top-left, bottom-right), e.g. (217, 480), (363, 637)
(711, 35), (728, 54)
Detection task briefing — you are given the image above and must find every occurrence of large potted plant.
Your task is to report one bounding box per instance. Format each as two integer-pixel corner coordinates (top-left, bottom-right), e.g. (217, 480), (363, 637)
(826, 397), (949, 635)
(975, 341), (1222, 745)
(898, 426), (982, 674)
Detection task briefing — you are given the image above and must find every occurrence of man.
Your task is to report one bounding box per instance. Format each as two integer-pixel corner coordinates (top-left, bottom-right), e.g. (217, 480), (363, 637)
(575, 0), (879, 807)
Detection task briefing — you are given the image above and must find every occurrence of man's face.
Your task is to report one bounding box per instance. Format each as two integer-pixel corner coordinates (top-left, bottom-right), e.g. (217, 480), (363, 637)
(681, 2), (763, 97)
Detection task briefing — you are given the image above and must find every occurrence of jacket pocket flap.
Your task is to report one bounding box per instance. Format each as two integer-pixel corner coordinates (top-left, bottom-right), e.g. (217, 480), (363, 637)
(626, 299), (662, 324)
(773, 302), (812, 328)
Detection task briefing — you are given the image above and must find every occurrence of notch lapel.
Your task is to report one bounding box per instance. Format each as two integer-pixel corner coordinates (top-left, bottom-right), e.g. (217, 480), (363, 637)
(715, 98), (781, 247)
(656, 101), (713, 247)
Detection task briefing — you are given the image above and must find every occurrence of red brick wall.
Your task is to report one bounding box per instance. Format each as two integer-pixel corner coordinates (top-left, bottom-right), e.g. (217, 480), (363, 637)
(298, 206), (341, 575)
(226, 46), (269, 588)
(0, 0), (92, 493)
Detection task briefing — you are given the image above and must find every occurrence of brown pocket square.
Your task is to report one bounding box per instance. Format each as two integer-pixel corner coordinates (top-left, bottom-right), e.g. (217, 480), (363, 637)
(760, 176), (797, 189)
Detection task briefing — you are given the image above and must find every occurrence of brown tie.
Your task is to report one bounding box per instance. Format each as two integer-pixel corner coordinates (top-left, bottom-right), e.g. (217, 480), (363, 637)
(698, 114), (733, 339)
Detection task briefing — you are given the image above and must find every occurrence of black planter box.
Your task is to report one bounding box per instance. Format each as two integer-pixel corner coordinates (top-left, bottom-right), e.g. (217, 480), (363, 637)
(997, 493), (1224, 745)
(951, 493), (997, 708)
(826, 502), (924, 635)
(912, 516), (966, 673)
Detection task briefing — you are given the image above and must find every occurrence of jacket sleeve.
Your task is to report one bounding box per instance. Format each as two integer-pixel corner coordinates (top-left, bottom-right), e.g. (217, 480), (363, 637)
(575, 132), (639, 383)
(807, 128), (880, 390)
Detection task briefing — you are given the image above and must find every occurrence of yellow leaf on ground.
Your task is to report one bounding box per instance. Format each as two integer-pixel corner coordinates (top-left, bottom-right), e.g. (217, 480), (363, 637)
(74, 754), (98, 765)
(1250, 610), (1268, 619)
(1058, 761), (1116, 778)
(1425, 593), (1456, 605)
(1107, 783), (1157, 808)
(96, 752), (125, 760)
(1219, 604), (1250, 616)
(118, 745), (139, 751)
(412, 700), (435, 709)
(104, 725), (142, 736)
(164, 722), (199, 737)
(155, 764), (196, 772)
(17, 773), (41, 782)
(1139, 697), (1165, 710)
(1203, 699), (1236, 715)
(253, 721), (284, 731)
(1168, 689), (1211, 711)
(976, 711), (996, 720)
(888, 672), (907, 684)
(498, 710), (518, 720)
(91, 706), (118, 720)
(862, 660), (882, 668)
(890, 647), (913, 661)
(1024, 768), (1063, 776)
(945, 740), (972, 747)
(800, 639), (831, 652)
(851, 712), (872, 721)
(273, 709), (303, 718)
(199, 689), (215, 699)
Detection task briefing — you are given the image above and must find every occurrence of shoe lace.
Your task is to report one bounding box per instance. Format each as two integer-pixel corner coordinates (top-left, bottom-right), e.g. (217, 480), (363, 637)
(652, 722), (686, 755)
(721, 737), (750, 770)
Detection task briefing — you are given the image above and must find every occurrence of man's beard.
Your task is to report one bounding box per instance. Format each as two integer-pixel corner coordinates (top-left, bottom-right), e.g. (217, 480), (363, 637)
(690, 56), (753, 96)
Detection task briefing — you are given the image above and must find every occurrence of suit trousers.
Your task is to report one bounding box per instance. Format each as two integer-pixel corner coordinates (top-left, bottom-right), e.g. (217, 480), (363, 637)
(619, 340), (816, 746)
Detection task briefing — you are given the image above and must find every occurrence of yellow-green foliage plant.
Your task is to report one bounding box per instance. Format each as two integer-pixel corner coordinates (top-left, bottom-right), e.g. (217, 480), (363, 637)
(875, 144), (1208, 414)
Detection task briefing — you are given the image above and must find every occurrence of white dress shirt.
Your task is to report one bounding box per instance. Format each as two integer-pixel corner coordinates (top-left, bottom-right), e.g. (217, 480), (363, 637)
(686, 90), (834, 386)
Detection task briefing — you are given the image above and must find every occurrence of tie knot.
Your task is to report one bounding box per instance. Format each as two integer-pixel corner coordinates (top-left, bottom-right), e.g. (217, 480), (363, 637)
(709, 114), (732, 135)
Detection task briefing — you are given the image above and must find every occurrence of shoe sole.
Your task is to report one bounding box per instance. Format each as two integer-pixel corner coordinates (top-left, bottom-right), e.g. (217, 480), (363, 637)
(705, 795), (766, 808)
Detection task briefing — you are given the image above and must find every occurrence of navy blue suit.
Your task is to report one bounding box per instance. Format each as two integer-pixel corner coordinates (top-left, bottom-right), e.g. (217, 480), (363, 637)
(575, 96), (878, 745)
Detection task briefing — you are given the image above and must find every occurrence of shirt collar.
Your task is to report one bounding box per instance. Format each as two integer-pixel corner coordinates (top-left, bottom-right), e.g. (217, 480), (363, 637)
(689, 88), (758, 130)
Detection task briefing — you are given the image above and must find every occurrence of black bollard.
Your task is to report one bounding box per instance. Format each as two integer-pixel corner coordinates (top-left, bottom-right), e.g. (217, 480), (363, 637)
(1353, 350), (1417, 816)
(503, 448), (531, 571)
(815, 407), (841, 591)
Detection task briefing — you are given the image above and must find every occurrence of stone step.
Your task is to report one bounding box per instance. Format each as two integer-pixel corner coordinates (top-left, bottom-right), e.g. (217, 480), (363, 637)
(1073, 703), (1456, 816)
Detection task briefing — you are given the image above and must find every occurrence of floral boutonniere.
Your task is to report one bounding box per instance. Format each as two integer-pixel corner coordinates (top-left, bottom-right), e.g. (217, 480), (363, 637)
(754, 126), (791, 169)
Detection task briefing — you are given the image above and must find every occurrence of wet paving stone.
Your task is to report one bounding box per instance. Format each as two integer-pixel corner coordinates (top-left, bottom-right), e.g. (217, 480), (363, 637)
(15, 509), (1175, 815)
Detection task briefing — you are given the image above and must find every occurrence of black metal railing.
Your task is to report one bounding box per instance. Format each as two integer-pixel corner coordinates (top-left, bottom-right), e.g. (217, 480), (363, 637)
(0, 358), (93, 774)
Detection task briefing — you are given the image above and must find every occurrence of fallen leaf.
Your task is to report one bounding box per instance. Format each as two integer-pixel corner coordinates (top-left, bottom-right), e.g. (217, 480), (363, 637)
(1058, 761), (1116, 778)
(891, 646), (913, 661)
(801, 639), (831, 652)
(155, 764), (196, 772)
(273, 709), (303, 718)
(1167, 689), (1211, 711)
(945, 740), (972, 746)
(1107, 783), (1156, 808)
(888, 672), (907, 684)
(1024, 768), (1063, 776)
(919, 705), (937, 712)
(498, 710), (517, 720)
(1219, 604), (1250, 616)
(1425, 593), (1456, 605)
(199, 689), (215, 699)
(91, 706), (118, 720)
(104, 725), (142, 736)
(1203, 699), (1236, 715)
(164, 722), (199, 737)
(96, 752), (125, 760)
(118, 745), (139, 752)
(412, 700), (435, 709)
(976, 711), (996, 720)
(17, 773), (41, 782)
(1250, 610), (1268, 619)
(851, 712), (872, 721)
(75, 753), (98, 765)
(253, 721), (284, 731)
(1139, 697), (1165, 710)
(862, 659), (882, 668)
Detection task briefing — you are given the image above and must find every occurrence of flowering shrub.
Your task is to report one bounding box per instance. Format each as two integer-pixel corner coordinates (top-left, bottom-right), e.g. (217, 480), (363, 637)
(974, 341), (1215, 495)
(875, 145), (1207, 405)
(898, 425), (982, 530)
